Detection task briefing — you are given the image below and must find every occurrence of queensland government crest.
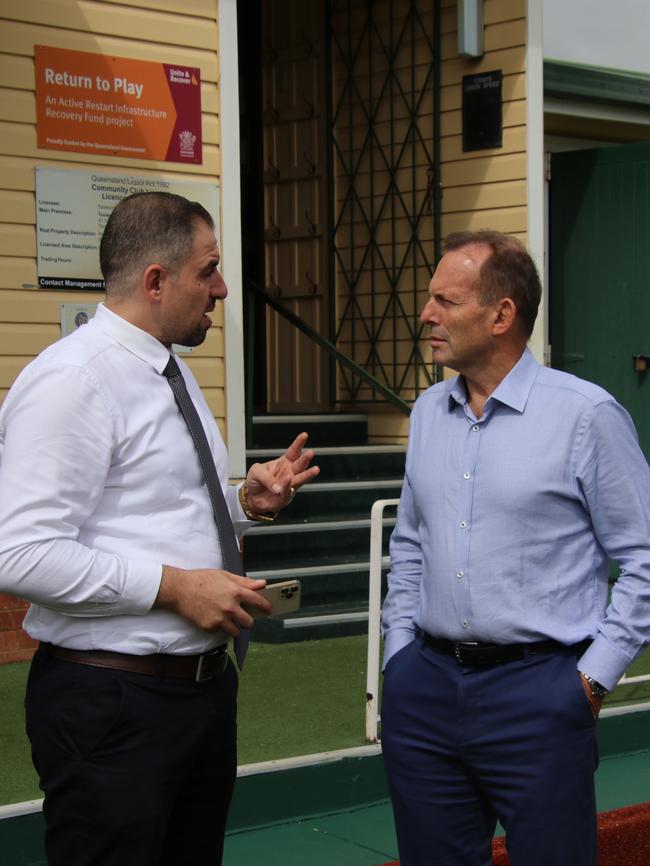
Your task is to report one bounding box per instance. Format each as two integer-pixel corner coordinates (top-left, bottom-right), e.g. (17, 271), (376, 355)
(179, 130), (197, 159)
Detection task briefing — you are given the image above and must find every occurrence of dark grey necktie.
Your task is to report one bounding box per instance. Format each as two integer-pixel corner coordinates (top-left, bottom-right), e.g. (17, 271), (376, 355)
(163, 355), (249, 668)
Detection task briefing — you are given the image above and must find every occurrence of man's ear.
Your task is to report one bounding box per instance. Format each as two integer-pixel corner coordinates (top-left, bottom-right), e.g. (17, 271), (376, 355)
(492, 297), (517, 336)
(142, 263), (167, 302)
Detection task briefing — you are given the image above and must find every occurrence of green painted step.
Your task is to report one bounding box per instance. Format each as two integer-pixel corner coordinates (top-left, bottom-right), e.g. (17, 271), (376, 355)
(249, 569), (389, 605)
(268, 480), (402, 522)
(251, 414), (368, 448)
(247, 445), (406, 482)
(245, 414), (402, 641)
(242, 519), (395, 571)
(246, 557), (390, 639)
(252, 600), (373, 642)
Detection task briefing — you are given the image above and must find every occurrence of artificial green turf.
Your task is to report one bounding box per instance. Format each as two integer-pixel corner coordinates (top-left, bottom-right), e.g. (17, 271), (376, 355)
(2, 636), (650, 807)
(237, 635), (369, 765)
(0, 635), (370, 806)
(0, 661), (39, 805)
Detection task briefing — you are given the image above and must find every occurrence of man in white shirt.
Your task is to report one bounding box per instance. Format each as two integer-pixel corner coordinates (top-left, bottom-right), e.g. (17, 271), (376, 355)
(0, 191), (319, 866)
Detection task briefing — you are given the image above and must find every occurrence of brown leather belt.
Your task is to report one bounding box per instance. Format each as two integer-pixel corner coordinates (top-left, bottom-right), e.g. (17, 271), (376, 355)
(41, 642), (229, 682)
(421, 633), (590, 667)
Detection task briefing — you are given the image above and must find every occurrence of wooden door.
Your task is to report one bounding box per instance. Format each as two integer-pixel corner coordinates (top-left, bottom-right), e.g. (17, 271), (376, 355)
(551, 142), (650, 457)
(262, 0), (330, 411)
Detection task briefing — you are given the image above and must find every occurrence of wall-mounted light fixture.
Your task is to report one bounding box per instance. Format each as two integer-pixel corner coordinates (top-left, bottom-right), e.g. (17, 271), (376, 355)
(458, 0), (484, 58)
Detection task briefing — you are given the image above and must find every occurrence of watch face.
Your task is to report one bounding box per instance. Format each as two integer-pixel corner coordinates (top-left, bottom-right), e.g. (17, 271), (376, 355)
(586, 677), (607, 697)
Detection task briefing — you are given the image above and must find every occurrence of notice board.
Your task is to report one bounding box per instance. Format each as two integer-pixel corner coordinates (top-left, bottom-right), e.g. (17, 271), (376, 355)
(35, 167), (219, 290)
(35, 45), (202, 164)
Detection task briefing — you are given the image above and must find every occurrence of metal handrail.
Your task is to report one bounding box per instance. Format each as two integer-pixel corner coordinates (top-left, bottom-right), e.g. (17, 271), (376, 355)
(247, 279), (413, 417)
(365, 498), (400, 743)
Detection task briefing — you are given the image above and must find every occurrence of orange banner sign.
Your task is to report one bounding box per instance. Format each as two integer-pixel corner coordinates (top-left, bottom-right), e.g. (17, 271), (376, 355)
(35, 45), (202, 164)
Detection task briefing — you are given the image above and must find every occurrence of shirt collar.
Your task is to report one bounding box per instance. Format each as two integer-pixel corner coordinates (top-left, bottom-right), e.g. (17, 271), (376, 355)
(449, 376), (468, 410)
(92, 303), (171, 374)
(448, 348), (539, 414)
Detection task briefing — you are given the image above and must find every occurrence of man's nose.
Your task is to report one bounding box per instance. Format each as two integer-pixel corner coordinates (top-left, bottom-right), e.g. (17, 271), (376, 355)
(420, 298), (437, 324)
(212, 272), (228, 299)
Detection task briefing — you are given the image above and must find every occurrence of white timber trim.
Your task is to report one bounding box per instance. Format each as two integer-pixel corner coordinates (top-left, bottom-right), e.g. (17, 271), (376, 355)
(545, 96), (650, 129)
(218, 0), (247, 478)
(526, 0), (546, 364)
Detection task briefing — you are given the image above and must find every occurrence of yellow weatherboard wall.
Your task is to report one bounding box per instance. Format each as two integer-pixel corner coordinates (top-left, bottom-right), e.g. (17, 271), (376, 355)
(440, 0), (527, 240)
(0, 0), (226, 435)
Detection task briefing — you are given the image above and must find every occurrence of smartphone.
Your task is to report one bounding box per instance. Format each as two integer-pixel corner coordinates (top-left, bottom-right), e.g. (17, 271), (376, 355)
(248, 579), (301, 619)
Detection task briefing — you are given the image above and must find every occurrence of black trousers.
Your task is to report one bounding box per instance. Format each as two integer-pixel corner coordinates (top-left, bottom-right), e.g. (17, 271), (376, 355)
(25, 645), (238, 866)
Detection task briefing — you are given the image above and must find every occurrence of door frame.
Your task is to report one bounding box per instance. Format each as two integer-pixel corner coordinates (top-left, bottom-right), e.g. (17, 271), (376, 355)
(220, 0), (247, 478)
(526, 0), (546, 364)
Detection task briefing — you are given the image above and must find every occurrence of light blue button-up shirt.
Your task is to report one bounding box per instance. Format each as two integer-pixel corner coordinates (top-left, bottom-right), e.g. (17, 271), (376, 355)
(382, 348), (650, 690)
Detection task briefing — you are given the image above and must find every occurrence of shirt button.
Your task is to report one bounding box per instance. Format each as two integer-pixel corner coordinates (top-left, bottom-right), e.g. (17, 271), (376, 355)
(462, 619), (469, 628)
(472, 424), (480, 432)
(463, 472), (471, 479)
(456, 571), (464, 578)
(459, 520), (468, 528)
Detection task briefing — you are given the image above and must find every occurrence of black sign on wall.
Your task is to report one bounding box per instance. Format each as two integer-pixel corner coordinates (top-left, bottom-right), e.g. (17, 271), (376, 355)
(462, 70), (503, 152)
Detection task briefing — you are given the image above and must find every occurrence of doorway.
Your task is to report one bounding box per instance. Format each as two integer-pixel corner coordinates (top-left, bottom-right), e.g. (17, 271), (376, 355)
(239, 0), (330, 414)
(238, 0), (438, 419)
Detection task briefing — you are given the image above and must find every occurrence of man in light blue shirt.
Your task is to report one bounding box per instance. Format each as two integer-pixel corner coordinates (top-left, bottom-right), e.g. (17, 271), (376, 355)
(381, 230), (650, 866)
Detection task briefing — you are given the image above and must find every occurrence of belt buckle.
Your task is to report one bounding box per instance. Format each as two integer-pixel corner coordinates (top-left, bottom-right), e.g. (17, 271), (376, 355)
(195, 647), (227, 682)
(454, 641), (478, 665)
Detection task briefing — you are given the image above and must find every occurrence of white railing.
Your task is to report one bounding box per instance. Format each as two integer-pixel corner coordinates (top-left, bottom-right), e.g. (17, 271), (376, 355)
(365, 498), (400, 743)
(619, 670), (650, 686)
(363, 497), (649, 737)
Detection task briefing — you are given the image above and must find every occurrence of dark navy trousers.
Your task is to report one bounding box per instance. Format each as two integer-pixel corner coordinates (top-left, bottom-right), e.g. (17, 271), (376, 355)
(381, 636), (598, 866)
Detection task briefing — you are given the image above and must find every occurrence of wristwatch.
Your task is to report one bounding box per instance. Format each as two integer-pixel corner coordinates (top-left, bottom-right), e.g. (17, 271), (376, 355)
(582, 674), (609, 698)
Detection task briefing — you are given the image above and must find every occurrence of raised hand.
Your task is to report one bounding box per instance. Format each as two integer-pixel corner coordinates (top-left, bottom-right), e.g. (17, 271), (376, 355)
(244, 432), (320, 515)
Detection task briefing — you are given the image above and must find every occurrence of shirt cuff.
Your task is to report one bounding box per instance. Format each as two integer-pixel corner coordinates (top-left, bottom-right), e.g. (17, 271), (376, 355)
(577, 637), (632, 692)
(122, 560), (164, 615)
(230, 481), (247, 520)
(382, 627), (416, 671)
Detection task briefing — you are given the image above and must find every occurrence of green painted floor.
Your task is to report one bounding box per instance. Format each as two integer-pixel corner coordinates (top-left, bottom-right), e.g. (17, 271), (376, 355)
(2, 745), (649, 865)
(224, 802), (398, 866)
(596, 748), (650, 813)
(222, 750), (650, 866)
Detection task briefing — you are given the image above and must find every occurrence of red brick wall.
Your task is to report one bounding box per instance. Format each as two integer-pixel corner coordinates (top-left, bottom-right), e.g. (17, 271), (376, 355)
(0, 594), (38, 664)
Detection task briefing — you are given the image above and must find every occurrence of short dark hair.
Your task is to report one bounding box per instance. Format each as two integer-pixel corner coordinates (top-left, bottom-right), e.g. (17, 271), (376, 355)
(443, 230), (542, 337)
(99, 192), (214, 298)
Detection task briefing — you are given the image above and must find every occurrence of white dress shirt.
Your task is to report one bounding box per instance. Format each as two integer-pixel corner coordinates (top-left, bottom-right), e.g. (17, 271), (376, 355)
(0, 304), (248, 654)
